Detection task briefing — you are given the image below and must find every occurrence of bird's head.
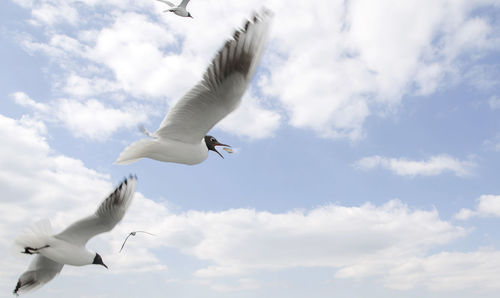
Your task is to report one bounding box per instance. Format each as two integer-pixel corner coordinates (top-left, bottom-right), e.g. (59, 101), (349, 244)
(188, 12), (193, 18)
(92, 253), (108, 269)
(204, 135), (229, 159)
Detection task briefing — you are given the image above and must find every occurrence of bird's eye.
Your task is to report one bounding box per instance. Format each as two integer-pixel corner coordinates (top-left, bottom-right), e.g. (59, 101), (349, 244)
(210, 138), (215, 142)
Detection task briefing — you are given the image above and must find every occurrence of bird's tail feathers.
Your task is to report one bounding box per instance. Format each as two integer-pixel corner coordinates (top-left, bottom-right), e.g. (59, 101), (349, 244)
(13, 219), (53, 255)
(114, 138), (162, 165)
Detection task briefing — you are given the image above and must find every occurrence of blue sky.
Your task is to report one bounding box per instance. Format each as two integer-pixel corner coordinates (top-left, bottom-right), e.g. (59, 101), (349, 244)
(1, 0), (500, 297)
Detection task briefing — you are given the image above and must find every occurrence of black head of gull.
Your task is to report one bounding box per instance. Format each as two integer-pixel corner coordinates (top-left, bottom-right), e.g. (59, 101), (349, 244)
(204, 135), (229, 159)
(92, 253), (108, 269)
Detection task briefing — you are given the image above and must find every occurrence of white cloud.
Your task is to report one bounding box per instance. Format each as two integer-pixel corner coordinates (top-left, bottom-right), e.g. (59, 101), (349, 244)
(11, 91), (49, 112)
(62, 73), (120, 98)
(483, 134), (500, 152)
(54, 98), (148, 140)
(454, 208), (476, 220)
(488, 96), (500, 110)
(338, 248), (500, 291)
(0, 113), (110, 220)
(131, 200), (466, 281)
(102, 193), (500, 293)
(165, 277), (262, 293)
(217, 93), (281, 140)
(354, 154), (476, 177)
(261, 0), (499, 139)
(466, 64), (500, 90)
(12, 0), (498, 141)
(14, 6), (282, 140)
(3, 112), (500, 294)
(89, 12), (187, 99)
(206, 278), (260, 293)
(30, 2), (79, 26)
(10, 92), (149, 141)
(455, 195), (500, 220)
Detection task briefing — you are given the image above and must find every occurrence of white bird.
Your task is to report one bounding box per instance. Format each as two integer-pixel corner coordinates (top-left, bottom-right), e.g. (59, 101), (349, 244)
(157, 0), (193, 18)
(13, 176), (137, 295)
(115, 9), (273, 166)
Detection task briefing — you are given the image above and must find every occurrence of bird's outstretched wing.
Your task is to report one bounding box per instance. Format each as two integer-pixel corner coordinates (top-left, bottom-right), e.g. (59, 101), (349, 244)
(13, 255), (64, 296)
(179, 0), (190, 8)
(119, 233), (134, 253)
(54, 176), (137, 246)
(154, 9), (273, 144)
(156, 0), (175, 7)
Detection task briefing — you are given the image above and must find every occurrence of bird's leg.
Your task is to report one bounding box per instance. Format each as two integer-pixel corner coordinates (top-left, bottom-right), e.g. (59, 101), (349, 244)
(22, 244), (50, 254)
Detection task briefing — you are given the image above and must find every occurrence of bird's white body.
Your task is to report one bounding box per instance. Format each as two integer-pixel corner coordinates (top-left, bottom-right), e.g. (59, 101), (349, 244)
(167, 7), (189, 17)
(116, 137), (208, 165)
(38, 237), (95, 266)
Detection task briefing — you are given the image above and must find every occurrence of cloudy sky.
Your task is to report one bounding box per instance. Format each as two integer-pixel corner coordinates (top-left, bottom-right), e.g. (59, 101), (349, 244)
(1, 0), (500, 297)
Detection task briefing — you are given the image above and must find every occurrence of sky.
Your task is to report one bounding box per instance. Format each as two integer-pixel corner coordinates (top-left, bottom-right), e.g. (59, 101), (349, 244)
(1, 0), (500, 297)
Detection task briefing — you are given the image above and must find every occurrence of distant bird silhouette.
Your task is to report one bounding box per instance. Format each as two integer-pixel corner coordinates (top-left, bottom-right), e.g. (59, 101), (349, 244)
(119, 231), (156, 253)
(157, 0), (193, 18)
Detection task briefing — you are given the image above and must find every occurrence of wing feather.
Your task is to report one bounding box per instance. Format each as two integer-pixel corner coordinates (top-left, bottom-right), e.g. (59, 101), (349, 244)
(156, 0), (175, 7)
(54, 176), (137, 246)
(154, 9), (273, 143)
(13, 256), (63, 295)
(179, 0), (190, 8)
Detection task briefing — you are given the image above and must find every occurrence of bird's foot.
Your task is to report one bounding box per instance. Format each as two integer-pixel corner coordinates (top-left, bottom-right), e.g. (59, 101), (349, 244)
(22, 244), (50, 254)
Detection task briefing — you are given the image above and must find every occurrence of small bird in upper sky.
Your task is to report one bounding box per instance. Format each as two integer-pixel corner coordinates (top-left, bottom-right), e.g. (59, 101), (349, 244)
(114, 9), (273, 166)
(119, 231), (156, 253)
(156, 0), (193, 18)
(13, 176), (137, 295)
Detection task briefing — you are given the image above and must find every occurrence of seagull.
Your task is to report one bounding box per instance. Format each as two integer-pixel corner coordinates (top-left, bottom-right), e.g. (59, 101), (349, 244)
(115, 9), (273, 166)
(156, 0), (193, 18)
(119, 231), (156, 253)
(13, 176), (137, 296)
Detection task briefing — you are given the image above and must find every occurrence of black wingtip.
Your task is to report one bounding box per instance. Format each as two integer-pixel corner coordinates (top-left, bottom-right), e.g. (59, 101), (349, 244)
(244, 20), (250, 31)
(253, 14), (258, 23)
(13, 280), (21, 296)
(121, 174), (137, 186)
(238, 8), (273, 35)
(233, 30), (240, 40)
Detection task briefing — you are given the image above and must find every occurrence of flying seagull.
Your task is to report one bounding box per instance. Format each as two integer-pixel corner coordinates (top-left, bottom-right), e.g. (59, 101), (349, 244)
(119, 231), (156, 253)
(13, 176), (137, 296)
(115, 9), (272, 166)
(156, 0), (193, 18)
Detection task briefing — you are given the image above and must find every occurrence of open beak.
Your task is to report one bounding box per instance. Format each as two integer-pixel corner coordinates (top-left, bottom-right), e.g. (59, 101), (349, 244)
(213, 143), (230, 159)
(213, 148), (224, 159)
(215, 142), (230, 148)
